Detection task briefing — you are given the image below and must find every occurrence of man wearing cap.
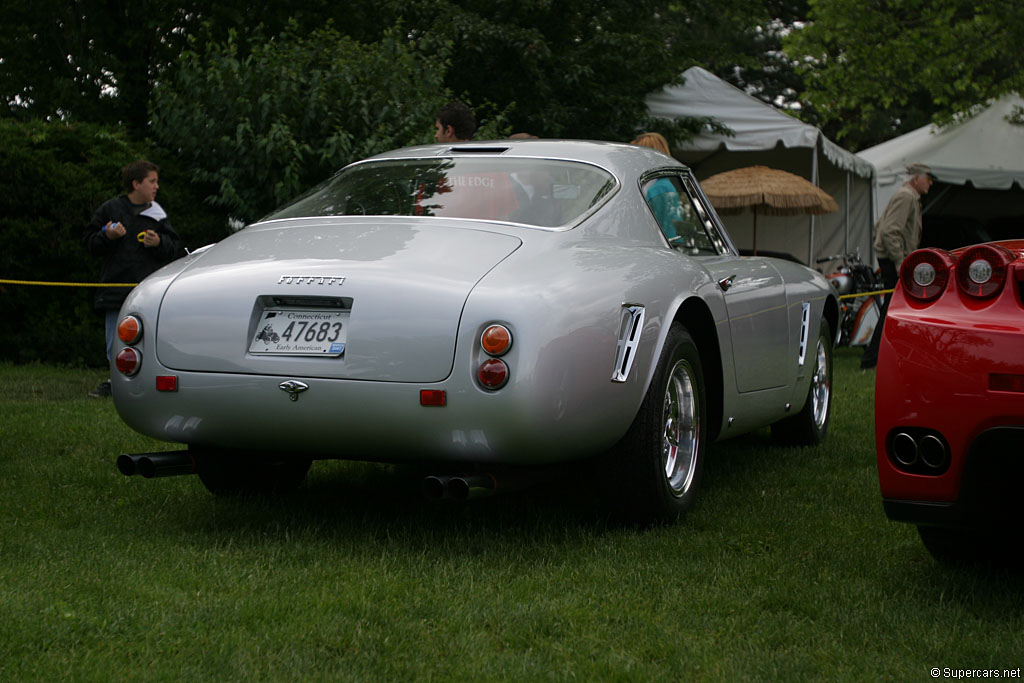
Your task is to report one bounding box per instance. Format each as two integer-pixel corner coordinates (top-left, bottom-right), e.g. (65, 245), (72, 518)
(861, 162), (935, 369)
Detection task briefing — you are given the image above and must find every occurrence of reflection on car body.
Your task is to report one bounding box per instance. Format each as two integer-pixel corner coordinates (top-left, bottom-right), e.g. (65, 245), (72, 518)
(113, 140), (839, 522)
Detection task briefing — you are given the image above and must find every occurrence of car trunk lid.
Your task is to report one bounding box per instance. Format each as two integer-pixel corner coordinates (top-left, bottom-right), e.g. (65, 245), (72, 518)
(155, 218), (521, 381)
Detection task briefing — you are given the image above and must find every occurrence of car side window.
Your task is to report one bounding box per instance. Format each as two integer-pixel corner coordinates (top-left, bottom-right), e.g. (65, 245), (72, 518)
(641, 176), (718, 255)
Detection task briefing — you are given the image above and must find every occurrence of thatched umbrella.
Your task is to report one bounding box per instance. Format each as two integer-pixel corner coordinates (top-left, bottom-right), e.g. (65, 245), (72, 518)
(700, 165), (839, 255)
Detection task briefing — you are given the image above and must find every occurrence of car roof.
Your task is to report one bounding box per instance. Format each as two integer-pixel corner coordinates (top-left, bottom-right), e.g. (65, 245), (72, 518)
(365, 139), (691, 178)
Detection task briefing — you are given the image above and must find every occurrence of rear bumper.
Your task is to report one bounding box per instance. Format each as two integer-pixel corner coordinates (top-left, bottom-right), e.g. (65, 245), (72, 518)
(882, 499), (965, 527)
(112, 368), (638, 465)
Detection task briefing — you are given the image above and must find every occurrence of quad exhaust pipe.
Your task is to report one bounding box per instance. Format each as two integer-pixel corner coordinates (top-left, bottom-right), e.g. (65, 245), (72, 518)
(892, 432), (948, 470)
(117, 451), (196, 478)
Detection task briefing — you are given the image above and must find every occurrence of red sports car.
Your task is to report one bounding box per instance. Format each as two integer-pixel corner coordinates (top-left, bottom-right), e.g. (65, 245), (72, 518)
(875, 240), (1024, 563)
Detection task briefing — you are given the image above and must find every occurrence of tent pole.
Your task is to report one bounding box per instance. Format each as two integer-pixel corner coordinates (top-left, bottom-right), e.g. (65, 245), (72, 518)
(809, 147), (819, 264)
(753, 209), (758, 255)
(845, 171), (851, 256)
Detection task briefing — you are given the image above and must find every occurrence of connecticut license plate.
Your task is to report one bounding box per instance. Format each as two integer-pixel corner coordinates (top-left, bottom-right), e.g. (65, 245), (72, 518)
(248, 309), (348, 356)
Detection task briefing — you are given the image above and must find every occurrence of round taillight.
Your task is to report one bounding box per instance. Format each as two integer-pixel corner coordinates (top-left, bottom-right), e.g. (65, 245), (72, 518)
(956, 244), (1015, 299)
(117, 315), (142, 344)
(477, 358), (509, 390)
(900, 249), (953, 303)
(115, 347), (142, 376)
(480, 324), (512, 356)
(912, 262), (936, 287)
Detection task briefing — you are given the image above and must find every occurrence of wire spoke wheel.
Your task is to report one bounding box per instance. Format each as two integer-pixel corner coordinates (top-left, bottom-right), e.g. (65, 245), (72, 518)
(810, 336), (831, 430)
(663, 358), (700, 497)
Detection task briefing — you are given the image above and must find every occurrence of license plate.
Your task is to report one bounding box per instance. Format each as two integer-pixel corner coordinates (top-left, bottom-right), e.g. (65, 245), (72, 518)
(248, 309), (348, 356)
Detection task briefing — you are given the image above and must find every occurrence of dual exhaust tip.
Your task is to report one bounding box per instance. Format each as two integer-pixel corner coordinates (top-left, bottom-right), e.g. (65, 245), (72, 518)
(117, 452), (196, 478)
(891, 431), (949, 472)
(422, 473), (499, 501)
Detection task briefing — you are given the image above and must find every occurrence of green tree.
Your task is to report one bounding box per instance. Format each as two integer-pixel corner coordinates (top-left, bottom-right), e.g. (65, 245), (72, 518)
(2, 0), (785, 145)
(0, 1), (394, 134)
(785, 0), (1024, 150)
(387, 0), (772, 141)
(149, 24), (484, 223)
(711, 1), (810, 110)
(0, 1), (212, 133)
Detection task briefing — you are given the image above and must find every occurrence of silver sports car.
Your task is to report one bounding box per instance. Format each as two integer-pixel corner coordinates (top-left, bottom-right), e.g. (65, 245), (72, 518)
(114, 140), (838, 521)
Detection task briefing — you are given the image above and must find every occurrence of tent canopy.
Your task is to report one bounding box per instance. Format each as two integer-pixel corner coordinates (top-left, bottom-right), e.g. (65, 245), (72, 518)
(858, 93), (1024, 241)
(647, 66), (875, 266)
(858, 93), (1024, 191)
(648, 66), (875, 179)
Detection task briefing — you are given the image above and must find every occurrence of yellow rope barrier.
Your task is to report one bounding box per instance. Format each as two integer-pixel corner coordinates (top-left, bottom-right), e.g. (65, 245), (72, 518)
(0, 279), (137, 287)
(839, 288), (893, 300)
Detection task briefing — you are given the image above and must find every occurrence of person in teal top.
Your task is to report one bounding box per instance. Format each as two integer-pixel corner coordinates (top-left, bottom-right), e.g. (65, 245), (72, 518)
(631, 132), (684, 241)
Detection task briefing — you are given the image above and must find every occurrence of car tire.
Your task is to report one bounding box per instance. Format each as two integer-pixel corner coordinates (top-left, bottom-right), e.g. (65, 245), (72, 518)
(612, 322), (707, 523)
(195, 450), (312, 496)
(770, 318), (832, 446)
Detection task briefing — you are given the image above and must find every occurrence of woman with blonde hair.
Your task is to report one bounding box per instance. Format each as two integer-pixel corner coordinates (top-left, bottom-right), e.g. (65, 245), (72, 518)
(630, 132), (672, 156)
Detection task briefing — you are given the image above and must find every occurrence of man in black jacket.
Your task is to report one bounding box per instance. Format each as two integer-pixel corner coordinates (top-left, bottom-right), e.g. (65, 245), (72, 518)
(83, 160), (182, 397)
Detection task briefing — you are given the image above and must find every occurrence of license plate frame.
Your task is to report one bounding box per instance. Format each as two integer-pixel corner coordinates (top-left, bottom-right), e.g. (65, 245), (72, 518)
(248, 309), (348, 356)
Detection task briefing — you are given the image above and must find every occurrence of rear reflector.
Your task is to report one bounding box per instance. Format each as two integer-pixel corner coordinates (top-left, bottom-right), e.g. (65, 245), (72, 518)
(990, 374), (1024, 393)
(156, 375), (178, 392)
(420, 389), (447, 406)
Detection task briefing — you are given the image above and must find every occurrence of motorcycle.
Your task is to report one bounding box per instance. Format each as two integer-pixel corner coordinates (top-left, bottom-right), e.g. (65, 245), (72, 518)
(817, 251), (887, 347)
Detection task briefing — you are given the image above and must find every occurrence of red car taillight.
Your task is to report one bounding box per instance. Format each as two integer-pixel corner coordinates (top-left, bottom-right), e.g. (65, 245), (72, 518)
(477, 358), (509, 389)
(955, 244), (1016, 299)
(115, 347), (142, 376)
(476, 323), (513, 390)
(900, 249), (954, 303)
(117, 315), (142, 344)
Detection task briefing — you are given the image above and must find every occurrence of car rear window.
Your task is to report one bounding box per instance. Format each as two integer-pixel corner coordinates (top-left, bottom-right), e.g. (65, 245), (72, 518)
(265, 157), (617, 228)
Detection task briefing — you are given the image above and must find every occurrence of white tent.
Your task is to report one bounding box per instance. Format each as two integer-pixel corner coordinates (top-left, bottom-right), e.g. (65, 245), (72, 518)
(858, 93), (1024, 246)
(647, 66), (876, 266)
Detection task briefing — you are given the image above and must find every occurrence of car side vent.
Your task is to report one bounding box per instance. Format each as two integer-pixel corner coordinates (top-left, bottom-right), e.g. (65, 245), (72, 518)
(797, 301), (811, 366)
(448, 146), (511, 154)
(611, 304), (645, 383)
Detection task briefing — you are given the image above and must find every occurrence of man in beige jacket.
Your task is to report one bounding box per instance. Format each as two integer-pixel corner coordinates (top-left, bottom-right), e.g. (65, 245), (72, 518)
(861, 162), (935, 369)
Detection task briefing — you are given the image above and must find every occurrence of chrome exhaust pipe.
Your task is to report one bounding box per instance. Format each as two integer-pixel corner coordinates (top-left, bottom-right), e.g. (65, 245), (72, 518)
(918, 434), (948, 469)
(423, 468), (560, 502)
(117, 454), (146, 476)
(422, 474), (456, 501)
(448, 473), (498, 501)
(892, 432), (918, 466)
(117, 451), (196, 478)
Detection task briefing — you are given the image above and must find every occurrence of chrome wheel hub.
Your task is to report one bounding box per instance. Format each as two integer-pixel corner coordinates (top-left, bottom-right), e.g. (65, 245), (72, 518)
(662, 359), (699, 497)
(810, 338), (830, 429)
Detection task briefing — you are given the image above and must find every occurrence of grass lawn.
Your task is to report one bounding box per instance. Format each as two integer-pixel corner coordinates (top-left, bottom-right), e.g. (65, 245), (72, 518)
(1, 350), (1021, 681)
